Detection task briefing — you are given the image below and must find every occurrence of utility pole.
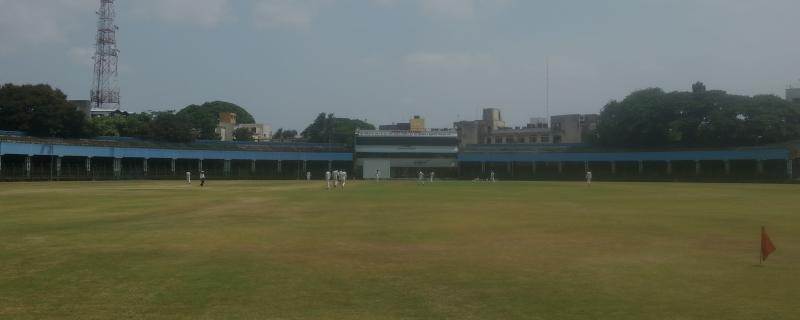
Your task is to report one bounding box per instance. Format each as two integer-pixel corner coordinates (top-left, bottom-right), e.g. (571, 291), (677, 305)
(546, 56), (550, 127)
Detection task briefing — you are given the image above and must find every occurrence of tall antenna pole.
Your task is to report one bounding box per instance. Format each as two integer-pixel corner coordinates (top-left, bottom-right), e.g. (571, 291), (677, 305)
(546, 56), (550, 126)
(91, 0), (120, 111)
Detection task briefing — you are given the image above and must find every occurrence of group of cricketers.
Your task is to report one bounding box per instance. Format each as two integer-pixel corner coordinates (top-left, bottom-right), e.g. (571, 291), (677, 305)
(416, 170), (436, 185)
(185, 170), (206, 186)
(324, 170), (348, 189)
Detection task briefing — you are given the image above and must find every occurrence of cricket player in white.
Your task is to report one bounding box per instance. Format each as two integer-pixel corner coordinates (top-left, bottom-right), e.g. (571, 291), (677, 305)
(430, 171), (435, 183)
(340, 171), (347, 188)
(325, 170), (331, 189)
(333, 170), (340, 188)
(490, 170), (496, 182)
(185, 171), (191, 184)
(418, 170), (425, 185)
(375, 169), (380, 182)
(306, 171), (311, 182)
(586, 171), (593, 186)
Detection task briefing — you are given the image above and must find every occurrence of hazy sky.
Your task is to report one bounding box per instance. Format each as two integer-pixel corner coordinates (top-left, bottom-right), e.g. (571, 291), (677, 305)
(1, 0), (799, 130)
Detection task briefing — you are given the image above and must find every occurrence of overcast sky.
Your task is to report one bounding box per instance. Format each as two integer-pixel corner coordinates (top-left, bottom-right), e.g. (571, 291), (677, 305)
(1, 0), (799, 130)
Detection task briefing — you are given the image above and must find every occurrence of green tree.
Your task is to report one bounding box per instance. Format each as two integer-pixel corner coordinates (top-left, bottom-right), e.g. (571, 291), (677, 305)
(148, 112), (194, 143)
(300, 113), (328, 143)
(596, 83), (800, 148)
(692, 81), (707, 98)
(233, 127), (255, 142)
(282, 129), (298, 140)
(272, 128), (298, 142)
(737, 95), (800, 145)
(89, 113), (153, 137)
(0, 83), (90, 138)
(175, 101), (256, 139)
(596, 88), (676, 147)
(89, 116), (122, 136)
(301, 113), (374, 145)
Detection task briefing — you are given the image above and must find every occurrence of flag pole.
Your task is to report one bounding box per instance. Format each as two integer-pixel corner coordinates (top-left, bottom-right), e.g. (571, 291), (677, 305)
(760, 225), (777, 264)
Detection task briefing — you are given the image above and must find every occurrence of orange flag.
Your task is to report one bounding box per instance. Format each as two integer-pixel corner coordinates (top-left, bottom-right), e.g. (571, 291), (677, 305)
(761, 226), (777, 262)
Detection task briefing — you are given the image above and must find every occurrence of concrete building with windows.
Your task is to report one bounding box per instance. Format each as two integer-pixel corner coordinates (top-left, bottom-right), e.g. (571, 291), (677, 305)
(215, 112), (272, 142)
(379, 123), (411, 131)
(409, 115), (426, 132)
(490, 126), (553, 144)
(454, 108), (598, 147)
(235, 123), (272, 142)
(70, 100), (129, 119)
(354, 128), (459, 179)
(550, 114), (599, 144)
(378, 115), (426, 131)
(453, 108), (503, 147)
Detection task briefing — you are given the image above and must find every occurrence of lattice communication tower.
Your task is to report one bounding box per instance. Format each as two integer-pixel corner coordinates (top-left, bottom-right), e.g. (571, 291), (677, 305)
(90, 0), (120, 110)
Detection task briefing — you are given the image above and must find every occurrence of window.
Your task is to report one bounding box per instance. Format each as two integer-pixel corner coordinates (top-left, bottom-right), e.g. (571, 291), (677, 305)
(494, 136), (502, 144)
(529, 136), (537, 143)
(553, 135), (562, 143)
(517, 136), (525, 143)
(541, 136), (550, 143)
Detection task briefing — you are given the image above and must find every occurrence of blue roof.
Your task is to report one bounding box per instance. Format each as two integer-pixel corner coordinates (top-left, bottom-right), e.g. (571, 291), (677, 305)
(0, 141), (352, 161)
(1, 140), (789, 163)
(459, 149), (790, 162)
(0, 130), (26, 137)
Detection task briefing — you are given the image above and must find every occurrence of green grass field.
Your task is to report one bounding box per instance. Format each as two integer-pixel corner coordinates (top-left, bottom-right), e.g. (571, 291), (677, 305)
(1, 180), (798, 319)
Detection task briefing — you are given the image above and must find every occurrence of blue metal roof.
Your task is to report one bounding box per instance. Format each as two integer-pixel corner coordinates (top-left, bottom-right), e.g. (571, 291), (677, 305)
(0, 141), (352, 161)
(0, 130), (26, 137)
(2, 140), (789, 163)
(459, 148), (790, 162)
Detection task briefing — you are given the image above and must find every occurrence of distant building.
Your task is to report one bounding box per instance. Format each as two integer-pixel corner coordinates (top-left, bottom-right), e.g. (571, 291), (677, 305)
(491, 126), (552, 144)
(454, 108), (598, 146)
(453, 120), (481, 146)
(379, 123), (411, 131)
(454, 108), (506, 147)
(70, 100), (129, 119)
(236, 123), (272, 142)
(787, 88), (800, 103)
(89, 108), (129, 118)
(355, 129), (458, 179)
(379, 115), (428, 131)
(410, 115), (425, 132)
(550, 114), (599, 144)
(215, 112), (272, 142)
(528, 117), (549, 128)
(218, 112), (237, 125)
(216, 112), (238, 141)
(482, 108), (506, 130)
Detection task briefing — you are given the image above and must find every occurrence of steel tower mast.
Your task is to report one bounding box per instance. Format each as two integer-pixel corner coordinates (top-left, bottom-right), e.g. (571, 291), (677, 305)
(90, 0), (120, 110)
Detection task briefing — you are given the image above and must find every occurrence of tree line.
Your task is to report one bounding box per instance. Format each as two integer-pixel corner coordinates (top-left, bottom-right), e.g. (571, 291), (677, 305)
(0, 83), (375, 145)
(593, 82), (800, 148)
(0, 84), (260, 143)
